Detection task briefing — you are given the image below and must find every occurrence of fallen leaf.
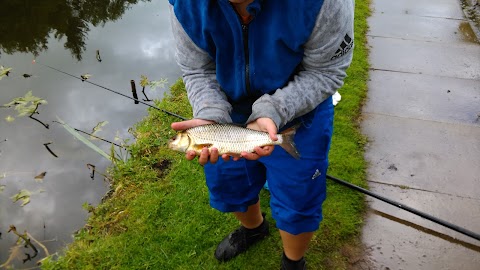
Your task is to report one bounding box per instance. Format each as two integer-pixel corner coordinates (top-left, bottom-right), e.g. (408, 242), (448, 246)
(80, 73), (91, 81)
(3, 91), (47, 117)
(11, 189), (31, 206)
(11, 189), (44, 206)
(0, 173), (5, 192)
(34, 172), (47, 182)
(5, 115), (15, 122)
(0, 65), (13, 80)
(90, 121), (108, 140)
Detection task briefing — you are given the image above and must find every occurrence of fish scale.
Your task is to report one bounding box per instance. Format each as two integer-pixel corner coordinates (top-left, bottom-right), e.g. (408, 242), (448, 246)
(187, 125), (278, 153)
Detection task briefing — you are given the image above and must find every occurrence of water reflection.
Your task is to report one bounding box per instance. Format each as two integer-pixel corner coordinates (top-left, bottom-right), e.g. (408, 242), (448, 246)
(0, 0), (150, 61)
(0, 0), (181, 268)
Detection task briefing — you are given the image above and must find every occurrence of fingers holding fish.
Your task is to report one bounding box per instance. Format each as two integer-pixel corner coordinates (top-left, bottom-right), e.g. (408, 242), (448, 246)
(171, 119), (215, 131)
(206, 147), (220, 164)
(197, 147), (209, 165)
(246, 117), (278, 141)
(241, 145), (274, 160)
(221, 153), (231, 162)
(185, 150), (196, 161)
(186, 147), (220, 165)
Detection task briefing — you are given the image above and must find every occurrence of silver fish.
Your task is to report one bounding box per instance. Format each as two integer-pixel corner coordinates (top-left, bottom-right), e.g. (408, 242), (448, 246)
(168, 124), (300, 159)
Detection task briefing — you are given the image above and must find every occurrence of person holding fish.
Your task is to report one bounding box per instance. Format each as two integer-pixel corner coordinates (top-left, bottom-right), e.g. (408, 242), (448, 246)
(168, 0), (354, 269)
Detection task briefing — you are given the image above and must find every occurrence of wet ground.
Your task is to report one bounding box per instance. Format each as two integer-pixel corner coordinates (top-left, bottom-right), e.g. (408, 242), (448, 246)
(0, 1), (180, 268)
(361, 0), (480, 269)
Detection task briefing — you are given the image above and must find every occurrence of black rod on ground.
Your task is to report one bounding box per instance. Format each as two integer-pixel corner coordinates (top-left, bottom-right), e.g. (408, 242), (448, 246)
(326, 174), (480, 242)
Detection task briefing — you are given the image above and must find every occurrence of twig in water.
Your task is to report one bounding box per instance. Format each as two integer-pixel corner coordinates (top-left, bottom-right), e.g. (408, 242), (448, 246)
(86, 163), (113, 183)
(27, 232), (49, 257)
(29, 103), (49, 129)
(87, 164), (95, 180)
(96, 50), (102, 62)
(43, 142), (58, 158)
(142, 86), (152, 102)
(130, 80), (140, 104)
(7, 225), (38, 263)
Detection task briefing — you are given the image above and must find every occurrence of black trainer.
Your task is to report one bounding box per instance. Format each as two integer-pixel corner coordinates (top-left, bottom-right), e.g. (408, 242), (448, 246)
(214, 213), (269, 261)
(280, 252), (306, 270)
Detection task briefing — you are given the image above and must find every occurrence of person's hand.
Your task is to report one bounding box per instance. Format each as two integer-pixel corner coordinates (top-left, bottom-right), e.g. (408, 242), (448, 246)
(242, 117), (278, 160)
(171, 119), (222, 165)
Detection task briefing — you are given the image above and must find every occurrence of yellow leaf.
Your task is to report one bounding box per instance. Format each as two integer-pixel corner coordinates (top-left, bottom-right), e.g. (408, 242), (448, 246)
(5, 115), (15, 122)
(11, 189), (31, 206)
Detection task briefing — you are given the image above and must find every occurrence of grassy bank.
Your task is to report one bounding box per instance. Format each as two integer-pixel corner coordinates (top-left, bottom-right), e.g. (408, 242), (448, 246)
(42, 1), (370, 269)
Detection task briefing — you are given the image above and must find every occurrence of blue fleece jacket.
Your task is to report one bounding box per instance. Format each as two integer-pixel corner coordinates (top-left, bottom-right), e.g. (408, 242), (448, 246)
(169, 0), (354, 128)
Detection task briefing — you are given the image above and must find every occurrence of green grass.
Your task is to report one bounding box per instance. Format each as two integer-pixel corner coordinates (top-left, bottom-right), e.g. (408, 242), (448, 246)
(41, 1), (371, 269)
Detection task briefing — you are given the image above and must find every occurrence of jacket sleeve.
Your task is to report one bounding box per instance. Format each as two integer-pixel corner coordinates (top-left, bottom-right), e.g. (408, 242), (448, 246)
(169, 6), (233, 124)
(246, 0), (354, 129)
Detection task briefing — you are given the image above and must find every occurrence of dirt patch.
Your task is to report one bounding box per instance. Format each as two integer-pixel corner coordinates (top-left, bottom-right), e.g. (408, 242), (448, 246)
(461, 0), (480, 42)
(152, 159), (172, 178)
(340, 240), (376, 270)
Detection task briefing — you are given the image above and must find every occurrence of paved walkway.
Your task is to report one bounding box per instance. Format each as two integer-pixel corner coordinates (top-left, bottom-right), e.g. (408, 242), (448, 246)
(360, 0), (480, 269)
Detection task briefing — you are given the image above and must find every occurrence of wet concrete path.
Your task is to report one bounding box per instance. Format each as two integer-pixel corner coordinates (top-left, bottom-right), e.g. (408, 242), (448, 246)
(360, 0), (480, 269)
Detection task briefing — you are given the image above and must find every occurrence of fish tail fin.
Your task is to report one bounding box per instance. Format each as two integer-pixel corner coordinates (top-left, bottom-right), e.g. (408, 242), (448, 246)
(279, 125), (301, 160)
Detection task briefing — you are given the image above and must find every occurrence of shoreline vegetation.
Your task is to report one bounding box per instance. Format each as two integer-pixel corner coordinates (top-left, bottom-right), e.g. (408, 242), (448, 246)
(42, 1), (371, 269)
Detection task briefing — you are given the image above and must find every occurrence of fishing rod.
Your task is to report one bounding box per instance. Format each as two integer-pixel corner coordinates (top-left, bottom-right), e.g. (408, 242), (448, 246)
(36, 61), (480, 242)
(326, 175), (480, 242)
(33, 60), (187, 121)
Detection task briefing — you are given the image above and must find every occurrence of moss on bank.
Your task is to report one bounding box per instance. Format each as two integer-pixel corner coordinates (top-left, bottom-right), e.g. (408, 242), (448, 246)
(42, 1), (370, 269)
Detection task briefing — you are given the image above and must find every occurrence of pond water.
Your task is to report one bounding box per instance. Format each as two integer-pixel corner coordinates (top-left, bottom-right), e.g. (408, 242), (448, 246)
(0, 1), (181, 268)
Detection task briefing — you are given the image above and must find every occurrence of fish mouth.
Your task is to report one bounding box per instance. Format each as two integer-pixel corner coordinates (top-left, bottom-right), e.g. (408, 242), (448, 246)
(167, 135), (178, 149)
(167, 133), (191, 153)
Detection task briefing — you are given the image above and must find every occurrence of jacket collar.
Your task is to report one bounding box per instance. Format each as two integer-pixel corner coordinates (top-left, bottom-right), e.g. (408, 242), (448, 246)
(220, 0), (263, 16)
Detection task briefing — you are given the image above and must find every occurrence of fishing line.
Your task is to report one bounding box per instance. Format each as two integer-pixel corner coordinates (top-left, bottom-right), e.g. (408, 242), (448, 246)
(33, 60), (187, 121)
(50, 121), (126, 149)
(35, 61), (480, 242)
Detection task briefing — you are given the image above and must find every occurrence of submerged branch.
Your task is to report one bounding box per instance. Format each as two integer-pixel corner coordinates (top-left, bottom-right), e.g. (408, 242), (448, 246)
(29, 103), (49, 129)
(43, 142), (58, 158)
(142, 86), (152, 102)
(7, 225), (39, 263)
(86, 163), (113, 183)
(27, 232), (50, 257)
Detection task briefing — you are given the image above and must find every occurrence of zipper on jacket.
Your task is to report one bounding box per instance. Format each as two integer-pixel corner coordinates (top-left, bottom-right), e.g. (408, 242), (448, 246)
(228, 2), (252, 97)
(242, 23), (251, 96)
